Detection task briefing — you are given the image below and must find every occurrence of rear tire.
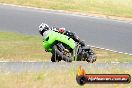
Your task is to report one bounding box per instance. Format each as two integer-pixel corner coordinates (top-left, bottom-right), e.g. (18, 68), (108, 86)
(86, 49), (96, 63)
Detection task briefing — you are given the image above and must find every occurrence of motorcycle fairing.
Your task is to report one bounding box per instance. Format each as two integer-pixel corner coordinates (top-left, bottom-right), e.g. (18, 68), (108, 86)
(43, 30), (76, 52)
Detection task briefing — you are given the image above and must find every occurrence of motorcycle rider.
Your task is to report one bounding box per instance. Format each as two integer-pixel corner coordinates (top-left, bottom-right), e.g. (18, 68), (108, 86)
(39, 23), (96, 63)
(39, 23), (85, 47)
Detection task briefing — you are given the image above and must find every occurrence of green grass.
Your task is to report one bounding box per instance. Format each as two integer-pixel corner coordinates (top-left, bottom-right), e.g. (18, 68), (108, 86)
(0, 67), (131, 88)
(0, 32), (51, 61)
(0, 0), (132, 18)
(0, 32), (132, 62)
(94, 48), (132, 63)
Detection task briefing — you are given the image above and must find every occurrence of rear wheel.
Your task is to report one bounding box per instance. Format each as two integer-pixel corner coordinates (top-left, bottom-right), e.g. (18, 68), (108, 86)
(86, 49), (96, 63)
(77, 47), (96, 63)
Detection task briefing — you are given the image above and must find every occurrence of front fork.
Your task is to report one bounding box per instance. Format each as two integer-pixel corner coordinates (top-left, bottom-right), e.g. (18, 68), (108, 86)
(72, 44), (80, 61)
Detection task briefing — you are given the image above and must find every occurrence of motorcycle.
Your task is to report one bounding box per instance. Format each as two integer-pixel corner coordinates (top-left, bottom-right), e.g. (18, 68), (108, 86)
(43, 30), (96, 62)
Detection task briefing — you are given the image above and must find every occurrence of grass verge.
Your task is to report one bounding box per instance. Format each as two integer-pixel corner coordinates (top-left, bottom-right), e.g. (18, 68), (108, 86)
(0, 32), (51, 61)
(0, 0), (132, 18)
(0, 67), (131, 88)
(0, 32), (132, 62)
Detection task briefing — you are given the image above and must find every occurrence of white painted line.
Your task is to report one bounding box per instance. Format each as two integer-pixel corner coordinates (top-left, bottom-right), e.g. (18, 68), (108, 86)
(0, 61), (51, 62)
(129, 54), (132, 56)
(87, 44), (132, 56)
(111, 62), (120, 64)
(0, 61), (130, 64)
(0, 3), (132, 24)
(105, 49), (110, 51)
(0, 61), (9, 62)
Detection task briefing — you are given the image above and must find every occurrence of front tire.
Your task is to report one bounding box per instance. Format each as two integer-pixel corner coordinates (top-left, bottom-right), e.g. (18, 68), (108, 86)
(51, 54), (56, 62)
(52, 45), (72, 62)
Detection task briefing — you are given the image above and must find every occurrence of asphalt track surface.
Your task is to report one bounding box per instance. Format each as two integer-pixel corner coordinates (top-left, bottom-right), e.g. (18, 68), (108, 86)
(0, 5), (132, 54)
(0, 62), (132, 72)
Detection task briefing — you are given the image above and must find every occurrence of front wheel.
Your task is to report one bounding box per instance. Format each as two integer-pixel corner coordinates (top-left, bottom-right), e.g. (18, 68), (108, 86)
(52, 45), (72, 62)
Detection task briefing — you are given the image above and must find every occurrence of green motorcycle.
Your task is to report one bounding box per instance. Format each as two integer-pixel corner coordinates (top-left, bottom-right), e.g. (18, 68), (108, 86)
(43, 30), (96, 62)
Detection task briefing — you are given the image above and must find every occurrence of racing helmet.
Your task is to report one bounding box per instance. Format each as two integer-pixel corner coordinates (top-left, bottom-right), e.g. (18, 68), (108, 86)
(39, 23), (50, 36)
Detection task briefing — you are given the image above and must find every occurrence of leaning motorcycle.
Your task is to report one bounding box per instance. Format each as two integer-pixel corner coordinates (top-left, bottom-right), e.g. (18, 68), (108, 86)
(43, 30), (96, 62)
